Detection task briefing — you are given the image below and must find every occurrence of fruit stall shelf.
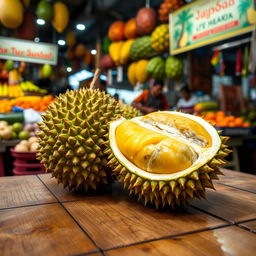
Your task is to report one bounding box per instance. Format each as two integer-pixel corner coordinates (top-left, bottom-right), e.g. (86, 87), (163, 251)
(0, 169), (256, 255)
(216, 126), (254, 136)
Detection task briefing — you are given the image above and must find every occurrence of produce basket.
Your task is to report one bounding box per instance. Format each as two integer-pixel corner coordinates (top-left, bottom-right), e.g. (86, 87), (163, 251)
(11, 149), (45, 175)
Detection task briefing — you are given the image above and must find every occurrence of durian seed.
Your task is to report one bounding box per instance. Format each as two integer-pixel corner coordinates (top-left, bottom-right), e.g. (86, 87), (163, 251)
(169, 180), (177, 192)
(178, 178), (186, 189)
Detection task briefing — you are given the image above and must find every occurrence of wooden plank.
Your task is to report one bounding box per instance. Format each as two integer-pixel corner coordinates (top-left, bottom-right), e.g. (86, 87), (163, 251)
(64, 196), (226, 250)
(38, 173), (89, 202)
(0, 203), (97, 256)
(216, 169), (256, 193)
(105, 226), (256, 256)
(239, 220), (256, 233)
(191, 183), (256, 223)
(0, 175), (56, 209)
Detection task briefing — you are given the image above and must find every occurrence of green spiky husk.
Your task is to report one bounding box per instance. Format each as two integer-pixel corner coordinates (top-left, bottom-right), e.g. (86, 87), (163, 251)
(120, 104), (142, 119)
(106, 134), (231, 208)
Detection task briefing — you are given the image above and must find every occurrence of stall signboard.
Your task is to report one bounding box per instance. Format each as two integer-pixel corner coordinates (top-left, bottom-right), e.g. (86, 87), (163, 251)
(170, 0), (255, 55)
(0, 37), (58, 65)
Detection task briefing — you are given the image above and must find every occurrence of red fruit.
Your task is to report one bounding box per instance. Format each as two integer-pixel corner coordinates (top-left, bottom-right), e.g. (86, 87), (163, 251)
(99, 54), (115, 70)
(108, 21), (125, 41)
(136, 7), (157, 35)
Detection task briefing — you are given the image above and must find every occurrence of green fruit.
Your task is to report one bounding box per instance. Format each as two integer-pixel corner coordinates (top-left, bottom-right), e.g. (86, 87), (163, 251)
(36, 0), (53, 21)
(5, 60), (14, 71)
(11, 131), (17, 139)
(37, 89), (141, 191)
(18, 130), (30, 140)
(12, 122), (23, 133)
(102, 36), (112, 54)
(146, 57), (165, 80)
(42, 64), (52, 78)
(106, 112), (231, 208)
(165, 56), (183, 79)
(130, 36), (156, 61)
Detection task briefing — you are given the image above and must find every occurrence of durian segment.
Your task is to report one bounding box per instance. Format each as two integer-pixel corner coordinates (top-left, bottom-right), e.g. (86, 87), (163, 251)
(108, 111), (231, 208)
(116, 120), (197, 174)
(37, 88), (141, 191)
(141, 112), (212, 148)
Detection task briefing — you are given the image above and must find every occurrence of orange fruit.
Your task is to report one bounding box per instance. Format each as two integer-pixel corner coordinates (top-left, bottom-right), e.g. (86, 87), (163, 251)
(243, 122), (250, 127)
(204, 112), (216, 120)
(234, 117), (244, 127)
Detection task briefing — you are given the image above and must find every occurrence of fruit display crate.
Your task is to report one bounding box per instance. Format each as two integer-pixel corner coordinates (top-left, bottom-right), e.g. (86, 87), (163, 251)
(216, 126), (254, 136)
(11, 149), (45, 176)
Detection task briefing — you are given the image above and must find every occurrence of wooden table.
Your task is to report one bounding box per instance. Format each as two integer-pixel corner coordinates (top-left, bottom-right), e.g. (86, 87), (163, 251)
(0, 169), (256, 256)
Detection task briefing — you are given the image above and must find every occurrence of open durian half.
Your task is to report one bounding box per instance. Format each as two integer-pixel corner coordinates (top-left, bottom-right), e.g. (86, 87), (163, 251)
(106, 111), (231, 208)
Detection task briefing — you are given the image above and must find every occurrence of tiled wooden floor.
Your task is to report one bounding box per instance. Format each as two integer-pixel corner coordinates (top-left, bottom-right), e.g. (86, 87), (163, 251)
(0, 169), (255, 256)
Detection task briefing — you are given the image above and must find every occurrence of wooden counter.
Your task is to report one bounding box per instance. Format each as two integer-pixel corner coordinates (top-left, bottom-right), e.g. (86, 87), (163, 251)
(0, 169), (256, 256)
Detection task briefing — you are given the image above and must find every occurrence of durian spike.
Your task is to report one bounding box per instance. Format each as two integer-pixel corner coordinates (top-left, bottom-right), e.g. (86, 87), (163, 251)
(90, 69), (101, 90)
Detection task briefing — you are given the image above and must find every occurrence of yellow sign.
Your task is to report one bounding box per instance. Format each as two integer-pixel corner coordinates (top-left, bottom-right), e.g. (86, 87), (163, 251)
(170, 0), (255, 55)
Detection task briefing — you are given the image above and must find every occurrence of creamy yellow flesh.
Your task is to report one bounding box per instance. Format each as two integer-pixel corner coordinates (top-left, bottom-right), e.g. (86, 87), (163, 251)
(116, 120), (198, 174)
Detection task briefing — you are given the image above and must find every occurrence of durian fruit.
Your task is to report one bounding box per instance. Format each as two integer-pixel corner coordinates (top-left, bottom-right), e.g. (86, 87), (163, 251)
(120, 104), (142, 119)
(37, 88), (139, 191)
(106, 111), (231, 208)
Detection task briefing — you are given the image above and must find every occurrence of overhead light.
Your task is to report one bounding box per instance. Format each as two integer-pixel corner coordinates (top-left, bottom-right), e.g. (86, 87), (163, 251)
(91, 49), (97, 55)
(76, 24), (86, 31)
(36, 19), (45, 25)
(67, 67), (72, 72)
(34, 37), (40, 43)
(58, 40), (66, 46)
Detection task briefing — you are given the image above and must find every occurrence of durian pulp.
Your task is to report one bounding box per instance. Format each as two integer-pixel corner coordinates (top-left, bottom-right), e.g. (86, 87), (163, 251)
(116, 120), (198, 174)
(110, 111), (221, 181)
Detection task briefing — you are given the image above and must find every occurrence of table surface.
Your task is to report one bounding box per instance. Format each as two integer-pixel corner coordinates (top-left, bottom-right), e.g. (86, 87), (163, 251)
(0, 169), (256, 256)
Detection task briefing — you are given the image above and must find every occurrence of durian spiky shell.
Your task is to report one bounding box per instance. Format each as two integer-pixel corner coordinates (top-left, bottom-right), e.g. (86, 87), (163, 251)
(106, 130), (231, 208)
(120, 104), (142, 119)
(37, 88), (124, 191)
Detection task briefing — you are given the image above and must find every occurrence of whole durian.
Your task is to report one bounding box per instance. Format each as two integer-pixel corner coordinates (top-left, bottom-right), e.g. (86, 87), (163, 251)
(106, 112), (231, 208)
(120, 104), (142, 119)
(37, 88), (139, 191)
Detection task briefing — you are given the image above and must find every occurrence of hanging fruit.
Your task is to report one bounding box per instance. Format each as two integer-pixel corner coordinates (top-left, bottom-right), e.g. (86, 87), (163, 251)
(52, 1), (69, 33)
(127, 62), (137, 86)
(136, 7), (157, 35)
(151, 24), (169, 52)
(0, 0), (23, 29)
(124, 18), (138, 39)
(109, 41), (124, 66)
(120, 39), (135, 65)
(66, 31), (76, 47)
(130, 36), (156, 61)
(41, 64), (52, 78)
(36, 0), (53, 21)
(5, 60), (14, 71)
(147, 57), (166, 80)
(165, 56), (183, 79)
(108, 21), (125, 41)
(75, 44), (86, 58)
(99, 54), (115, 70)
(135, 59), (149, 83)
(16, 11), (37, 41)
(102, 36), (112, 54)
(158, 0), (184, 23)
